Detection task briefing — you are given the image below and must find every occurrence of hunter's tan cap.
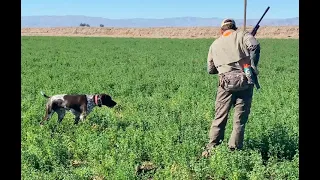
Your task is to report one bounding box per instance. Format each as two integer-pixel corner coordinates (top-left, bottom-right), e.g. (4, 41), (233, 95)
(220, 18), (236, 28)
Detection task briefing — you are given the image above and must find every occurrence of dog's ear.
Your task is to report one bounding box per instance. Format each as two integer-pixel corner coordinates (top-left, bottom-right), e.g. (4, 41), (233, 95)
(100, 94), (109, 104)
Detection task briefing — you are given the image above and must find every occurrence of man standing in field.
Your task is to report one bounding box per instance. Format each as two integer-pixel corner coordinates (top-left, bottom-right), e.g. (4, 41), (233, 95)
(202, 19), (261, 157)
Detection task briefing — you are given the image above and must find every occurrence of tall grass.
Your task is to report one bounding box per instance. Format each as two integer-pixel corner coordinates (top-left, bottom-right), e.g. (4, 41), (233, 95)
(22, 36), (299, 179)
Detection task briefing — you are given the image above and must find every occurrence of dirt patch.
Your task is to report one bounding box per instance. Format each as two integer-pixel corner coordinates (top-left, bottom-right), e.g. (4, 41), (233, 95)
(21, 26), (299, 39)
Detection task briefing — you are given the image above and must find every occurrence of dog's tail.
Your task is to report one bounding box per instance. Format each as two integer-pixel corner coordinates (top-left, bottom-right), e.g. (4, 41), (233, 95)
(40, 91), (51, 98)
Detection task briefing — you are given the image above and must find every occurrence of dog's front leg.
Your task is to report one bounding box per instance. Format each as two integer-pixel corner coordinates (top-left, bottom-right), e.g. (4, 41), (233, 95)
(79, 104), (88, 122)
(79, 112), (87, 122)
(74, 116), (80, 125)
(73, 110), (81, 124)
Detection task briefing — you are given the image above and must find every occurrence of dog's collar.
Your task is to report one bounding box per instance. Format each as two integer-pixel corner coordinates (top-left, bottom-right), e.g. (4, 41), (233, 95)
(94, 95), (102, 107)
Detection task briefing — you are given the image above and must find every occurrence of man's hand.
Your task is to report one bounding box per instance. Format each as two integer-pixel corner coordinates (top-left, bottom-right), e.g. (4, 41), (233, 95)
(208, 59), (218, 74)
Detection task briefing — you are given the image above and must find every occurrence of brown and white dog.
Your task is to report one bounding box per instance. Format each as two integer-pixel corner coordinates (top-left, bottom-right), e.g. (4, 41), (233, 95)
(40, 91), (117, 125)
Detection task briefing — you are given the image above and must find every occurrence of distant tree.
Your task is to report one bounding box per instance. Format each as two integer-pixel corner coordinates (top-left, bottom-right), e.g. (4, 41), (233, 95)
(100, 24), (104, 27)
(79, 23), (90, 27)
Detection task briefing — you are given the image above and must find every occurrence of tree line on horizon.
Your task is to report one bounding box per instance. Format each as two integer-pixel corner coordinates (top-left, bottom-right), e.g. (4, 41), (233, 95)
(79, 23), (104, 27)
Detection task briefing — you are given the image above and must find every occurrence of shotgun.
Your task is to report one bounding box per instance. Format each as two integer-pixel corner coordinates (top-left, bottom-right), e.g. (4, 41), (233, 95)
(251, 6), (270, 36)
(248, 6), (270, 89)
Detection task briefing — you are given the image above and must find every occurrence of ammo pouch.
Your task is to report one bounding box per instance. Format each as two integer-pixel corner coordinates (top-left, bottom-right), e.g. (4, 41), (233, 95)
(219, 70), (249, 92)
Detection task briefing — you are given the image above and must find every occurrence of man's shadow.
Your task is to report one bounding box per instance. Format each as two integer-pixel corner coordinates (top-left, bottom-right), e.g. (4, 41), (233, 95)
(245, 123), (298, 164)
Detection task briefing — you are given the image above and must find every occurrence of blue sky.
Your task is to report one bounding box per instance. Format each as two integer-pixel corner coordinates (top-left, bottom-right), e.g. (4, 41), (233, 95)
(21, 0), (299, 19)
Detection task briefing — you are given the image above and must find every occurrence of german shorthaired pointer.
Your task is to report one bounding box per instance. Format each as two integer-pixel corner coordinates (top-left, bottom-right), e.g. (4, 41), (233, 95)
(40, 91), (117, 125)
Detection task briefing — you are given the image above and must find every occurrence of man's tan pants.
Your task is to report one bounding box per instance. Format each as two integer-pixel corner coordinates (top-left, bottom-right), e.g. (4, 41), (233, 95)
(206, 85), (254, 150)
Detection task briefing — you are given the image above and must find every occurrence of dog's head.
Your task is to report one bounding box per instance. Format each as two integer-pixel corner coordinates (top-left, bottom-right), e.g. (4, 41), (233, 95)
(99, 94), (117, 108)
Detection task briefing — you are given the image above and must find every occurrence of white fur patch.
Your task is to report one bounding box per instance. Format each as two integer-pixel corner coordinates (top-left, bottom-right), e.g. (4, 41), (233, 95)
(49, 94), (67, 106)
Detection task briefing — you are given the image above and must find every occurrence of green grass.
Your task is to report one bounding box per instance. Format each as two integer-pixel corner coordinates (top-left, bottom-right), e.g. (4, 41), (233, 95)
(22, 36), (299, 180)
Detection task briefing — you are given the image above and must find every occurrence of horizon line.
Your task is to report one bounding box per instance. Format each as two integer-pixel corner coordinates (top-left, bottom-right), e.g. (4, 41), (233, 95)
(21, 15), (299, 20)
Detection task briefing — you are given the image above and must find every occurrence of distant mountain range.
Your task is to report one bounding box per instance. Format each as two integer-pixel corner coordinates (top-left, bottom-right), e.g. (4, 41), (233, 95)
(21, 15), (299, 28)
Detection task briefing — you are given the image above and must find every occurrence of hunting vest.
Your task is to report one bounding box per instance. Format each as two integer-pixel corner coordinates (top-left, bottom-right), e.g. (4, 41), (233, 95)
(210, 30), (251, 74)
